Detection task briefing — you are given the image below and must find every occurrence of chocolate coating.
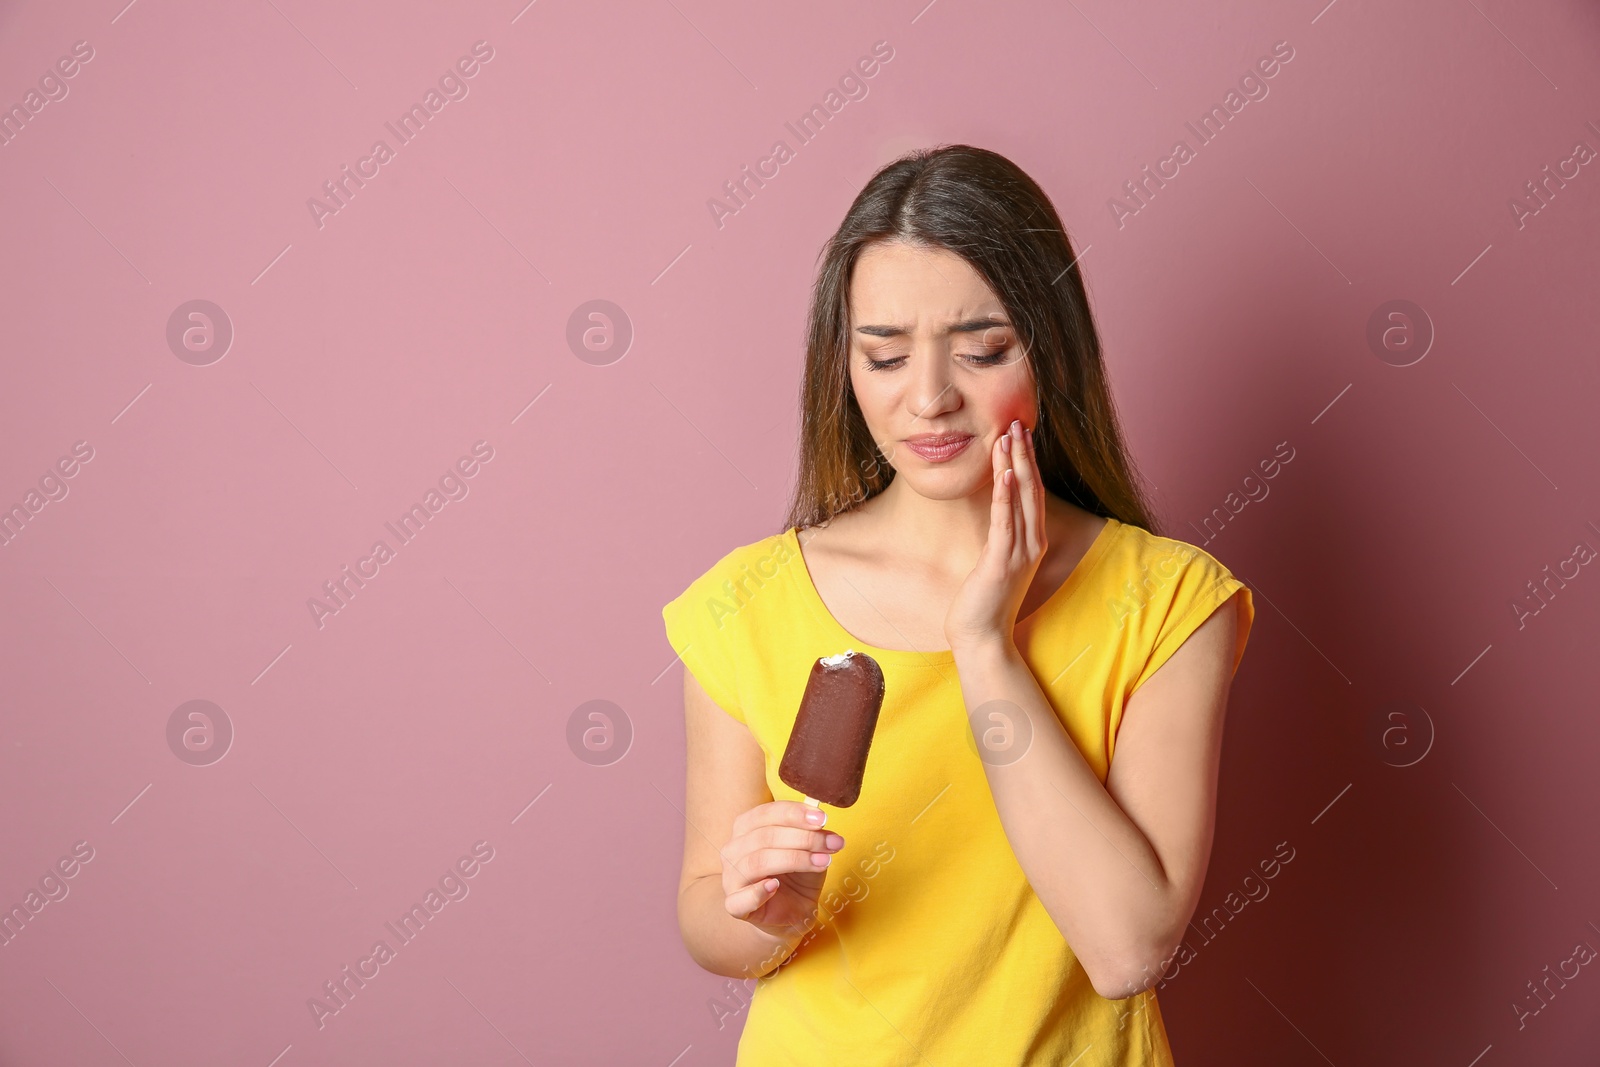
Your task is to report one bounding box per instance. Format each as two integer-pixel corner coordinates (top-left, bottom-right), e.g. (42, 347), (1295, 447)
(778, 650), (886, 807)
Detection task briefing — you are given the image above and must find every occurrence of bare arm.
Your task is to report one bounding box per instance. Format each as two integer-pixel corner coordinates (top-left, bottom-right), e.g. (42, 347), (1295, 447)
(952, 594), (1241, 999)
(676, 669), (842, 979)
(942, 419), (1243, 999)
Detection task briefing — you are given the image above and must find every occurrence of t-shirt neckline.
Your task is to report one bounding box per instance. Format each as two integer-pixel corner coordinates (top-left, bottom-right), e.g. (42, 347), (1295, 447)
(782, 516), (1122, 667)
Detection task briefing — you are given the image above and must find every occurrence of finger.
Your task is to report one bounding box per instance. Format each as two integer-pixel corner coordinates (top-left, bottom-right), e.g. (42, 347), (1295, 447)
(725, 877), (782, 920)
(991, 433), (1016, 550)
(734, 846), (836, 889)
(740, 800), (828, 836)
(1011, 420), (1042, 558)
(728, 805), (837, 866)
(1029, 428), (1047, 556)
(1002, 429), (1024, 559)
(1008, 466), (1024, 565)
(781, 799), (829, 828)
(752, 824), (845, 855)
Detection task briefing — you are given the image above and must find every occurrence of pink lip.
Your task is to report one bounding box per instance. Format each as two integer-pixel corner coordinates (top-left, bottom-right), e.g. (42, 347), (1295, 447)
(903, 433), (974, 463)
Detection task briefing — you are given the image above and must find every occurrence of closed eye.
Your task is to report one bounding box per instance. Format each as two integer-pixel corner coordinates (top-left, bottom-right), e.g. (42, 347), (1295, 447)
(863, 351), (1010, 372)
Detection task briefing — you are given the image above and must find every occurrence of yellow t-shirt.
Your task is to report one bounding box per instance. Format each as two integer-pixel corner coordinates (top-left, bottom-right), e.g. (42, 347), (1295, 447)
(661, 516), (1254, 1066)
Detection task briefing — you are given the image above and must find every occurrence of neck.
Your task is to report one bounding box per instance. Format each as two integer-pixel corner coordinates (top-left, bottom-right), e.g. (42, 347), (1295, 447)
(861, 475), (997, 573)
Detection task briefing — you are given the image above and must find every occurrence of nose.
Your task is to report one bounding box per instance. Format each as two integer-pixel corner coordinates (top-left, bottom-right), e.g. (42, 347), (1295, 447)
(907, 348), (960, 422)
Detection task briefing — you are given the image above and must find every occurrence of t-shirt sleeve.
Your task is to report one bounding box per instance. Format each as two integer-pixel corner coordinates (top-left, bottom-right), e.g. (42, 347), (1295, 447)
(661, 568), (745, 724)
(1123, 543), (1255, 698)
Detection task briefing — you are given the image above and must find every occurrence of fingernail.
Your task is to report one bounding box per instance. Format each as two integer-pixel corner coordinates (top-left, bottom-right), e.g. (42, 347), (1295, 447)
(1001, 433), (1011, 453)
(824, 833), (844, 850)
(806, 809), (826, 825)
(812, 852), (833, 867)
(1025, 427), (1033, 448)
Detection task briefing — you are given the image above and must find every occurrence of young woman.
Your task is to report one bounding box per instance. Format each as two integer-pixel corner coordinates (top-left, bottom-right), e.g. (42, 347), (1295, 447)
(662, 144), (1254, 1065)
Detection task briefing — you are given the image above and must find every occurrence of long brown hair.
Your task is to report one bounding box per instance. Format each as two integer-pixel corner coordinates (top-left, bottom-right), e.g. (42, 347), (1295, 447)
(781, 144), (1162, 538)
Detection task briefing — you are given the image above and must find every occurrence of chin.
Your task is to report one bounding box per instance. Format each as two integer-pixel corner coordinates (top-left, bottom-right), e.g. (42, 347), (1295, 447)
(893, 467), (988, 501)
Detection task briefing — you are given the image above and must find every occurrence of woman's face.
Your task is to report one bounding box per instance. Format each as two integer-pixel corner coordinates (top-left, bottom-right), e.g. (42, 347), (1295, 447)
(847, 240), (1037, 502)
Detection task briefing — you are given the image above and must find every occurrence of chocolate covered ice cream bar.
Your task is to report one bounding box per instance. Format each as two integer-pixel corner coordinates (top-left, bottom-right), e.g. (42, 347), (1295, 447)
(778, 650), (886, 808)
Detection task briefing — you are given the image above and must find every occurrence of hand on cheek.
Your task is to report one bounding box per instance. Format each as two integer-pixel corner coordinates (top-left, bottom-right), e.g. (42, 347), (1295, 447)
(943, 418), (1048, 651)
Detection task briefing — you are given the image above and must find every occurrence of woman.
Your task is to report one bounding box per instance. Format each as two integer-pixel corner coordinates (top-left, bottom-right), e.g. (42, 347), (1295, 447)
(662, 144), (1254, 1065)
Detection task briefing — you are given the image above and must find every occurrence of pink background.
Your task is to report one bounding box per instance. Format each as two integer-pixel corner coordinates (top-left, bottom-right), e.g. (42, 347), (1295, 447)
(3, 0), (1598, 1063)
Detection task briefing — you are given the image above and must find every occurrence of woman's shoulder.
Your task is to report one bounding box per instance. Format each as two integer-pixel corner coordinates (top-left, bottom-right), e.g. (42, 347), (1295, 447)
(1094, 521), (1247, 632)
(666, 527), (798, 600)
(660, 530), (798, 722)
(661, 527), (807, 643)
(1106, 520), (1240, 586)
(660, 527), (812, 719)
(1100, 520), (1254, 685)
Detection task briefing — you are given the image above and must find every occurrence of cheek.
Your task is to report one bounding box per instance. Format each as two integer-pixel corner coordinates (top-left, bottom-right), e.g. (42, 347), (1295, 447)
(978, 373), (1037, 426)
(848, 367), (891, 421)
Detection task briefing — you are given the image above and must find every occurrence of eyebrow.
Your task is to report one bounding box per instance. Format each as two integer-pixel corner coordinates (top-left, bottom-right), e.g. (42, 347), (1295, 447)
(854, 316), (1012, 338)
